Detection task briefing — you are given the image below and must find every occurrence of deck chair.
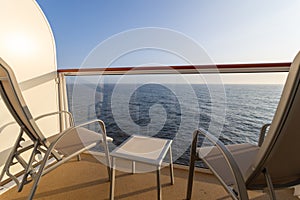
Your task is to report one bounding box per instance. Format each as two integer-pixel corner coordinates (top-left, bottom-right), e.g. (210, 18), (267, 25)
(0, 58), (112, 200)
(187, 51), (300, 200)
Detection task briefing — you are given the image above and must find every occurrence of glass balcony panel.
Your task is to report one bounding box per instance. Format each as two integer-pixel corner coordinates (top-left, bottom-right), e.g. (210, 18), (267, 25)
(64, 72), (288, 167)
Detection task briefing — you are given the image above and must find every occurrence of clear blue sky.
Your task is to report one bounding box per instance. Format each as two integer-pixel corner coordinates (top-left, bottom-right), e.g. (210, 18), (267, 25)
(36, 0), (299, 85)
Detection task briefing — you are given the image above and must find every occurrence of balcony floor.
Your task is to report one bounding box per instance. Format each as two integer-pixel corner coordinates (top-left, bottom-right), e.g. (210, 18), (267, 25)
(0, 154), (297, 200)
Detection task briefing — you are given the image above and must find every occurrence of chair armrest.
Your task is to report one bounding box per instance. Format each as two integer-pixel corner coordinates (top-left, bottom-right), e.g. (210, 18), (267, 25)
(34, 111), (74, 128)
(50, 119), (112, 150)
(34, 120), (112, 181)
(41, 119), (112, 167)
(258, 123), (271, 147)
(195, 128), (249, 200)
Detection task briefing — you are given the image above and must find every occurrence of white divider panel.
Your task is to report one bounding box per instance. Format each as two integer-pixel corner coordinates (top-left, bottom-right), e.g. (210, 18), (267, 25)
(0, 0), (59, 181)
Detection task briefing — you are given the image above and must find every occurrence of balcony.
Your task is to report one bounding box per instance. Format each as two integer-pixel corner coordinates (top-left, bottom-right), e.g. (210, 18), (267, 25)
(1, 63), (299, 200)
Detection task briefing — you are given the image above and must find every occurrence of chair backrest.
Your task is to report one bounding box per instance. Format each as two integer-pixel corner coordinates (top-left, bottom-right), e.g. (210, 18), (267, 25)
(245, 51), (300, 189)
(0, 58), (47, 144)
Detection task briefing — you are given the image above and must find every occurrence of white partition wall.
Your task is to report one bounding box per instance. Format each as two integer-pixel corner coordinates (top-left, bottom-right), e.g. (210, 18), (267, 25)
(0, 0), (59, 181)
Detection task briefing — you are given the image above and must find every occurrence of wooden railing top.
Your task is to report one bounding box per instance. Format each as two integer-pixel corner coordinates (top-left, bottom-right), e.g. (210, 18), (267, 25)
(57, 62), (291, 75)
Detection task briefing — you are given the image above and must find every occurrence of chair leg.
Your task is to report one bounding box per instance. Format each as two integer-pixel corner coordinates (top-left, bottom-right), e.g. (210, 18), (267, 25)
(264, 169), (277, 200)
(169, 147), (174, 185)
(18, 141), (39, 192)
(101, 141), (111, 180)
(186, 130), (199, 200)
(28, 147), (53, 200)
(0, 149), (19, 187)
(0, 129), (24, 187)
(157, 166), (162, 200)
(186, 155), (196, 200)
(0, 140), (19, 182)
(77, 154), (81, 161)
(109, 157), (116, 200)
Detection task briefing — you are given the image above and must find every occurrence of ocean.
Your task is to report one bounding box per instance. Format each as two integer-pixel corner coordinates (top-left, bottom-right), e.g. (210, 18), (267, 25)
(67, 83), (283, 167)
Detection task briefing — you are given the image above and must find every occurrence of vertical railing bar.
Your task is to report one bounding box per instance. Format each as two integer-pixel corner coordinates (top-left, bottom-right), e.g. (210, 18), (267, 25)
(57, 72), (69, 131)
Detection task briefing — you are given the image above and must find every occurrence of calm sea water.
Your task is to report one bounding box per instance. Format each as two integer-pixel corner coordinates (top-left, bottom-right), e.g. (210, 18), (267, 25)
(67, 83), (283, 167)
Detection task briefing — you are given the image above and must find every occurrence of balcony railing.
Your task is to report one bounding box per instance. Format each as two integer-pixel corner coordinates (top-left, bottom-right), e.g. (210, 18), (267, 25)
(57, 62), (291, 75)
(57, 62), (290, 167)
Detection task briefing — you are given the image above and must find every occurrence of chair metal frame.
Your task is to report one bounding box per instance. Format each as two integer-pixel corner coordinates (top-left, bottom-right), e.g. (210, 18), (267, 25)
(0, 58), (112, 200)
(187, 127), (271, 200)
(187, 51), (300, 200)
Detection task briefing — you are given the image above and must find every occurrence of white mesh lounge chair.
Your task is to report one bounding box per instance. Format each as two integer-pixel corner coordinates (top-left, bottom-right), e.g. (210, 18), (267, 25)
(0, 58), (112, 200)
(187, 51), (300, 200)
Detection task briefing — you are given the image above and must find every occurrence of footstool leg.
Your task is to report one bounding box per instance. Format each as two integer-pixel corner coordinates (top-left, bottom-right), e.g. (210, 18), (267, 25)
(169, 147), (174, 185)
(132, 161), (136, 174)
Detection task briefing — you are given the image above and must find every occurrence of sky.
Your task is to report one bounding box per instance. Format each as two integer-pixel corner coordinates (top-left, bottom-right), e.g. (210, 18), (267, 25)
(36, 0), (300, 84)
